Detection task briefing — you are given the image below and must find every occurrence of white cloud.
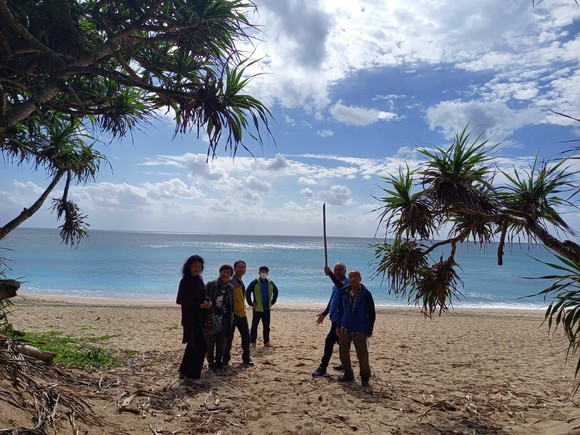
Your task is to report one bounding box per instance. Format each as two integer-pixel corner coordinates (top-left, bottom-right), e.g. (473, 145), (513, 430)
(329, 100), (398, 126)
(426, 100), (541, 140)
(319, 184), (353, 205)
(144, 179), (205, 200)
(244, 175), (272, 193)
(301, 188), (314, 198)
(264, 153), (290, 170)
(260, 0), (331, 69)
(284, 114), (296, 126)
(298, 177), (318, 185)
(244, 0), (579, 136)
(317, 129), (334, 137)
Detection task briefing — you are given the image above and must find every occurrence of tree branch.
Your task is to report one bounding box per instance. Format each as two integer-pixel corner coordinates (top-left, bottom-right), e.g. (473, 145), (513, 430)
(0, 168), (65, 241)
(525, 219), (580, 263)
(0, 0), (64, 67)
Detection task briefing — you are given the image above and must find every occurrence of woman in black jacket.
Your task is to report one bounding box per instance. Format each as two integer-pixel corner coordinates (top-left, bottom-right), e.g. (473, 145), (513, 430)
(176, 255), (212, 383)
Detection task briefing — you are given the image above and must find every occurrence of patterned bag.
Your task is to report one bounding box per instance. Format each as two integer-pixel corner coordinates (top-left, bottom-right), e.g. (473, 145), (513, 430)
(203, 311), (223, 335)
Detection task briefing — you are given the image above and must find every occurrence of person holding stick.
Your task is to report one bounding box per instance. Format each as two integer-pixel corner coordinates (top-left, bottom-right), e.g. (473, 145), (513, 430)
(312, 262), (349, 378)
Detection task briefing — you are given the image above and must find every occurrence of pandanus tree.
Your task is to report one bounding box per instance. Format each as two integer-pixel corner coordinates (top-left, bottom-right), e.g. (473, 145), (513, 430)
(0, 3), (272, 425)
(0, 0), (272, 246)
(372, 124), (580, 378)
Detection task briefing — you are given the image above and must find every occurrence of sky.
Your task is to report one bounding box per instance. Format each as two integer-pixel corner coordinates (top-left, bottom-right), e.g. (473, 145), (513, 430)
(1, 0), (580, 239)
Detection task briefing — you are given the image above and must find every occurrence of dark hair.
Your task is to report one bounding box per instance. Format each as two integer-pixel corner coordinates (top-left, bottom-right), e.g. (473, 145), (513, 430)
(259, 265), (269, 273)
(233, 260), (247, 268)
(219, 264), (234, 276)
(182, 255), (205, 276)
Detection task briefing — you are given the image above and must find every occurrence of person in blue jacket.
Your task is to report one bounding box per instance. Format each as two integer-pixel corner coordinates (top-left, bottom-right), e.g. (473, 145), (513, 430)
(312, 262), (349, 378)
(245, 266), (279, 347)
(326, 268), (376, 387)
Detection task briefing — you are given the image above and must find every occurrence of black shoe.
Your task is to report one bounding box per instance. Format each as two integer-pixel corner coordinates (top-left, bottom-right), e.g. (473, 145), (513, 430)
(182, 377), (204, 386)
(338, 372), (354, 382)
(312, 367), (330, 378)
(361, 379), (370, 387)
(221, 361), (230, 366)
(333, 364), (344, 371)
(243, 359), (254, 366)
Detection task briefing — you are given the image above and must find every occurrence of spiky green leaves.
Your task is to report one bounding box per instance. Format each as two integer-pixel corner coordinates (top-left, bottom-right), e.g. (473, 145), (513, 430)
(372, 237), (462, 317)
(373, 165), (433, 240)
(175, 58), (273, 159)
(51, 197), (90, 247)
(500, 155), (578, 238)
(372, 237), (428, 294)
(419, 125), (497, 215)
(411, 256), (463, 317)
(532, 254), (580, 382)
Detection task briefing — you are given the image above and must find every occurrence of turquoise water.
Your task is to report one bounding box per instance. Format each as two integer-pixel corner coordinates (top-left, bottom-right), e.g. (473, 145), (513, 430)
(2, 227), (558, 309)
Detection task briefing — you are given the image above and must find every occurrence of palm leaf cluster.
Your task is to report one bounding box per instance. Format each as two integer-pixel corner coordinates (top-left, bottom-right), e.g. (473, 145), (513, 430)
(372, 237), (428, 294)
(534, 255), (580, 382)
(373, 122), (579, 383)
(420, 126), (497, 216)
(373, 165), (433, 240)
(0, 0), (272, 245)
(500, 157), (578, 238)
(412, 256), (463, 317)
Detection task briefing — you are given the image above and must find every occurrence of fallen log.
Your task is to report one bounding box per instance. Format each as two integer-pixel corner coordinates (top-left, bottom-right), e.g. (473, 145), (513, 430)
(15, 344), (56, 364)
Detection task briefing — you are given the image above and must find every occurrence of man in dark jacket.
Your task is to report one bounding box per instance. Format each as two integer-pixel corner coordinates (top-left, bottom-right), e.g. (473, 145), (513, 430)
(327, 268), (375, 387)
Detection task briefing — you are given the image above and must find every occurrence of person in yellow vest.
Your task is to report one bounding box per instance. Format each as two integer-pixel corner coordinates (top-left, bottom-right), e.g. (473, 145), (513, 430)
(223, 260), (254, 366)
(245, 266), (279, 347)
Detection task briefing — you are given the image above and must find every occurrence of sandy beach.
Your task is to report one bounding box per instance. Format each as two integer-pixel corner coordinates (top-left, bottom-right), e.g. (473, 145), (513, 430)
(2, 294), (579, 434)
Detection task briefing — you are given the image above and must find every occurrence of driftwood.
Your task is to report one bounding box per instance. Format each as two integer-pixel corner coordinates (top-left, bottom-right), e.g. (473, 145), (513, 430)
(15, 344), (56, 364)
(0, 279), (20, 301)
(1, 279), (53, 363)
(0, 337), (104, 432)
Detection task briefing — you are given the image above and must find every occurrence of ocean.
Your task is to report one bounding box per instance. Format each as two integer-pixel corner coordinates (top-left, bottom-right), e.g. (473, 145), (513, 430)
(2, 227), (558, 309)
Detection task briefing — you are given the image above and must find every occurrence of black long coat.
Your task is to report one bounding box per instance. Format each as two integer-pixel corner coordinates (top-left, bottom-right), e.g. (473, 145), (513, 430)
(176, 274), (207, 344)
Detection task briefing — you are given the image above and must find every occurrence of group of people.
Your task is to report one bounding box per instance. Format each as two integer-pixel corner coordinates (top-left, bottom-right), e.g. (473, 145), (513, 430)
(175, 256), (279, 384)
(176, 254), (375, 388)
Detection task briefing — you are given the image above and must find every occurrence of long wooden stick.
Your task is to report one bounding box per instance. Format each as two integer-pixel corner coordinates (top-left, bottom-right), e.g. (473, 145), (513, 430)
(323, 203), (328, 267)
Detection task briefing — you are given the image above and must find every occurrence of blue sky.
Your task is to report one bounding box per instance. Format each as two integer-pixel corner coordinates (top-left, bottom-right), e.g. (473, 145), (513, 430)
(1, 0), (579, 238)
